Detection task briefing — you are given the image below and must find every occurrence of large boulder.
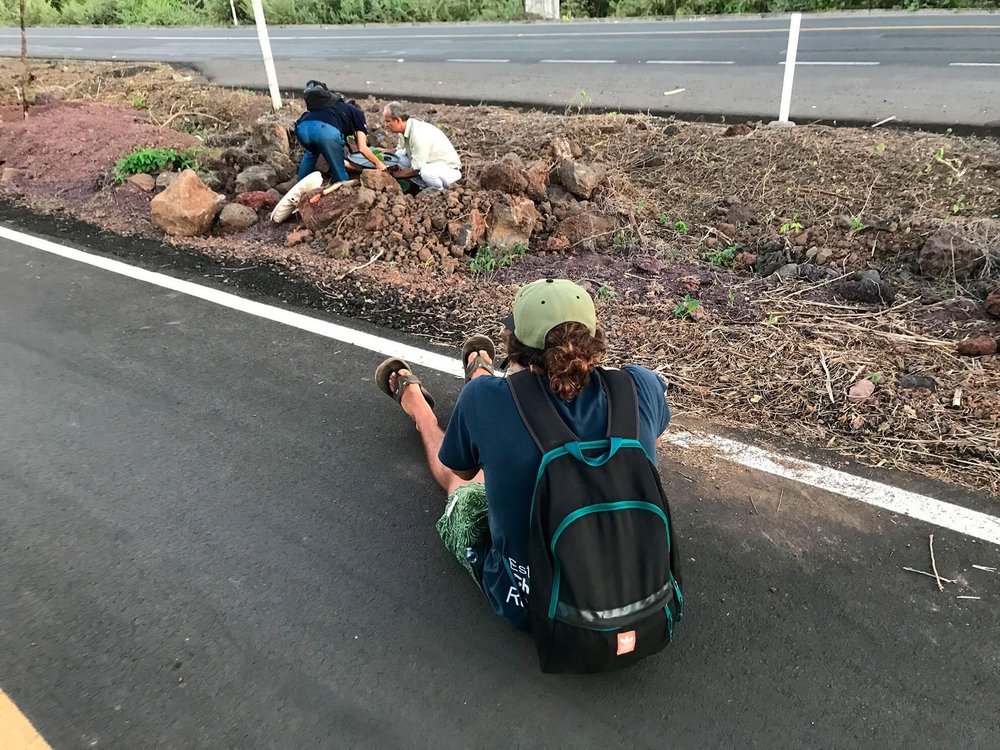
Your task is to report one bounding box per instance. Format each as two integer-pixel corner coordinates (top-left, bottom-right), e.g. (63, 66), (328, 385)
(360, 169), (402, 194)
(487, 195), (540, 249)
(218, 203), (259, 233)
(919, 226), (986, 279)
(298, 188), (357, 232)
(525, 161), (549, 202)
(557, 159), (605, 200)
(479, 161), (529, 195)
(550, 212), (615, 251)
(235, 164), (278, 193)
(267, 151), (297, 183)
(150, 169), (223, 237)
(250, 118), (290, 155)
(447, 209), (487, 256)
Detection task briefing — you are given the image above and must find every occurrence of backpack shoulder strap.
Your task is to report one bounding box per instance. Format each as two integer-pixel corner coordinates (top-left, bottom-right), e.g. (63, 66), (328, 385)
(507, 370), (578, 453)
(598, 368), (640, 441)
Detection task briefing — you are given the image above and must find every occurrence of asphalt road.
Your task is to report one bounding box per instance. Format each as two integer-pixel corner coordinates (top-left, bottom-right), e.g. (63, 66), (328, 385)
(1, 13), (999, 125)
(2, 218), (999, 748)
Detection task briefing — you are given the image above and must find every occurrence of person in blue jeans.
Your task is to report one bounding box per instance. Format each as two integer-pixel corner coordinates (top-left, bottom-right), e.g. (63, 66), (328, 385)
(294, 81), (383, 183)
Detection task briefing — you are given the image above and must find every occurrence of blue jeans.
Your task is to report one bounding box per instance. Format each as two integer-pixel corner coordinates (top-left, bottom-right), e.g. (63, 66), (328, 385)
(295, 120), (350, 182)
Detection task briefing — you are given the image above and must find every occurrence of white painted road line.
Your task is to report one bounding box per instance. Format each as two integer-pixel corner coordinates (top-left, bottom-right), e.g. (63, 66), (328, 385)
(540, 59), (617, 64)
(779, 60), (880, 65)
(670, 431), (1000, 547)
(647, 60), (734, 65)
(0, 225), (463, 378)
(3, 224), (998, 547)
(949, 62), (1000, 67)
(446, 58), (510, 63)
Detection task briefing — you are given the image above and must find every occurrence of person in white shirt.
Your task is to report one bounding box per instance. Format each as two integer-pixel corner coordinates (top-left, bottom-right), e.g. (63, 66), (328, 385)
(382, 102), (462, 190)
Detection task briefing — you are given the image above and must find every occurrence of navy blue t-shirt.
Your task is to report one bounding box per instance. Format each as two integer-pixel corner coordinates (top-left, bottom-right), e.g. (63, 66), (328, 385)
(297, 101), (368, 138)
(438, 365), (670, 630)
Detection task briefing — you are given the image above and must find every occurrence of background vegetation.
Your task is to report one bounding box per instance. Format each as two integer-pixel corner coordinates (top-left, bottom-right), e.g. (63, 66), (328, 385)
(1, 0), (996, 26)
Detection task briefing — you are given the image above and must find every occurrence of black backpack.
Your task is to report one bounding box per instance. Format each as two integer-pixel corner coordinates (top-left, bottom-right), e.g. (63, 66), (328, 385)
(508, 367), (683, 673)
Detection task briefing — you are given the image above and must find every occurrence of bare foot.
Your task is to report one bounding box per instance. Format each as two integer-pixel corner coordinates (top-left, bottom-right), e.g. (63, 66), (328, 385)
(389, 368), (432, 421)
(467, 350), (493, 380)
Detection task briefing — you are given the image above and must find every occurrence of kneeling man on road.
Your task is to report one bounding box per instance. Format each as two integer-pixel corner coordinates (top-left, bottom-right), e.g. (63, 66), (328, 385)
(382, 101), (462, 190)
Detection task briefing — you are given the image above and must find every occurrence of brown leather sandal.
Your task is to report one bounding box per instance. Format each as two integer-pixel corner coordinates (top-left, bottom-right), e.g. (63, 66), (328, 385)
(461, 335), (496, 382)
(374, 357), (435, 411)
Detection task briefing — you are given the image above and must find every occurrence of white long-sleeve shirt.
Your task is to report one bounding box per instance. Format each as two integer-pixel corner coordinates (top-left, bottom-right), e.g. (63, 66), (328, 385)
(396, 118), (461, 171)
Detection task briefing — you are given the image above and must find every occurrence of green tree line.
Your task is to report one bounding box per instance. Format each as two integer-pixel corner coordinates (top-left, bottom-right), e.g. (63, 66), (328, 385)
(2, 0), (996, 26)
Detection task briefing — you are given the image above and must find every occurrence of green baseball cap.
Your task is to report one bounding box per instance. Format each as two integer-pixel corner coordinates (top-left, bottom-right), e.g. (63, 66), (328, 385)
(503, 278), (597, 349)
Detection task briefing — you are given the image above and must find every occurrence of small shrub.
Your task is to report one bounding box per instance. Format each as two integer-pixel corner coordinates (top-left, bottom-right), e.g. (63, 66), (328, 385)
(113, 146), (199, 184)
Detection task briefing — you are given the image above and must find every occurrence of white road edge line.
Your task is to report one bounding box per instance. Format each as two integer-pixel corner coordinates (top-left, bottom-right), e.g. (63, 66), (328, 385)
(539, 59), (616, 64)
(446, 58), (510, 63)
(949, 62), (1000, 67)
(669, 432), (1000, 546)
(779, 60), (880, 65)
(3, 224), (998, 546)
(646, 60), (734, 65)
(0, 225), (463, 378)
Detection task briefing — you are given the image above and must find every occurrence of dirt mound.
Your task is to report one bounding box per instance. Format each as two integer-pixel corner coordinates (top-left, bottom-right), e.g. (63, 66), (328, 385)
(0, 101), (197, 197)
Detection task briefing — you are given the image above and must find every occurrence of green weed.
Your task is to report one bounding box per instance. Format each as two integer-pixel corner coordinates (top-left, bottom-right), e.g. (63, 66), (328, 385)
(657, 213), (669, 226)
(674, 221), (689, 235)
(849, 217), (865, 232)
(468, 243), (528, 275)
(596, 281), (616, 302)
(130, 91), (148, 110)
(673, 294), (700, 321)
(703, 244), (738, 267)
(780, 221), (803, 234)
(113, 146), (198, 184)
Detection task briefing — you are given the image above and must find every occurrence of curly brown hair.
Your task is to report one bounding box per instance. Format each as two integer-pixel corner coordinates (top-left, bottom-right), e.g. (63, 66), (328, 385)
(502, 322), (607, 401)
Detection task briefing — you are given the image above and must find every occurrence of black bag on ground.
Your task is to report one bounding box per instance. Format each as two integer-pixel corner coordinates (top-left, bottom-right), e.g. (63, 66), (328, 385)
(508, 368), (683, 674)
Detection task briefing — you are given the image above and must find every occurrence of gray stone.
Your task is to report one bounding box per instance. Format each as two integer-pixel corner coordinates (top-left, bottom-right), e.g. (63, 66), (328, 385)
(155, 172), (177, 189)
(218, 202), (259, 232)
(197, 171), (223, 192)
(899, 374), (937, 391)
(772, 263), (800, 280)
(235, 164), (278, 193)
(557, 159), (605, 200)
(919, 225), (987, 279)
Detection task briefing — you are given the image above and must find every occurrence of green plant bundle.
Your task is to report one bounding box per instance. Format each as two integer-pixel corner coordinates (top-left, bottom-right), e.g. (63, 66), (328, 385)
(113, 146), (198, 184)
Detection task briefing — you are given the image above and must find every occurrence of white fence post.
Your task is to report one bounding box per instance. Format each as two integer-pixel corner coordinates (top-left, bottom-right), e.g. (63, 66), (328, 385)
(525, 0), (559, 20)
(229, 0), (239, 25)
(250, 0), (282, 111)
(771, 12), (801, 127)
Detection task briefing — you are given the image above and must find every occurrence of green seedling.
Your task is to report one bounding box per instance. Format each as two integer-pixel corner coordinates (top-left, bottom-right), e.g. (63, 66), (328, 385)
(868, 372), (884, 385)
(673, 294), (700, 321)
(674, 221), (688, 235)
(850, 217), (865, 232)
(780, 221), (803, 234)
(469, 246), (497, 275)
(657, 212), (669, 226)
(951, 199), (965, 214)
(703, 244), (739, 267)
(875, 143), (886, 152)
(596, 281), (616, 302)
(130, 91), (148, 109)
(636, 199), (645, 212)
